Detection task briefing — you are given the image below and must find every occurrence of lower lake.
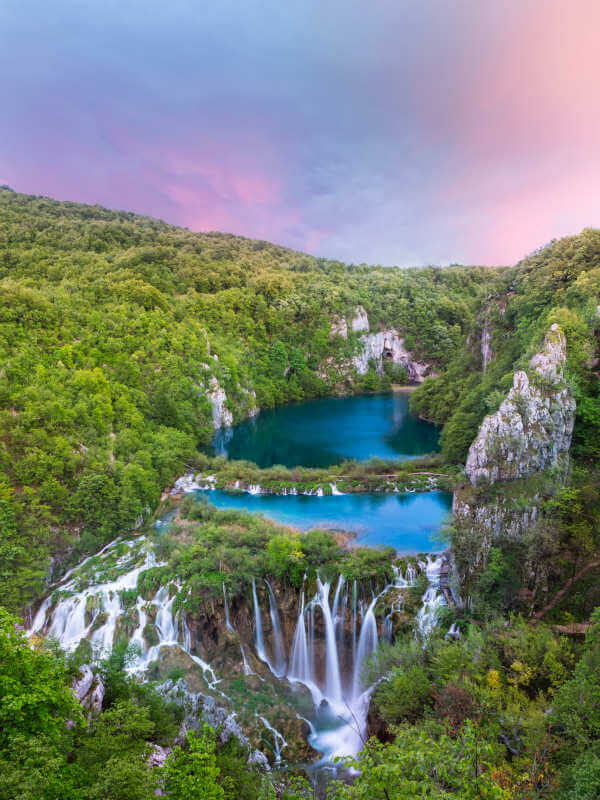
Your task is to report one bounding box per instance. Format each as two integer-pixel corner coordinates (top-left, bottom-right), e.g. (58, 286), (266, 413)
(198, 488), (452, 553)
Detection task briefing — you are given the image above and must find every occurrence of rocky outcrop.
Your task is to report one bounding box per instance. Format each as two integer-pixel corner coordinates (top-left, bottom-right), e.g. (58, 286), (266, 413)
(328, 306), (433, 383)
(452, 490), (541, 564)
(330, 305), (369, 339)
(350, 306), (370, 334)
(206, 377), (234, 430)
(352, 329), (433, 382)
(465, 325), (575, 487)
(453, 325), (576, 563)
(72, 664), (105, 712)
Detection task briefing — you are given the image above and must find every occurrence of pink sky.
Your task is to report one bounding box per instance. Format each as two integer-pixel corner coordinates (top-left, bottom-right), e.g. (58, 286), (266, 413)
(1, 0), (599, 266)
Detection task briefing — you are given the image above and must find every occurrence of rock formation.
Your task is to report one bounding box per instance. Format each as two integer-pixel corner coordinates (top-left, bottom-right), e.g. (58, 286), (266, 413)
(329, 305), (433, 382)
(454, 325), (576, 557)
(352, 329), (432, 382)
(465, 325), (575, 487)
(206, 376), (234, 429)
(330, 306), (370, 339)
(72, 664), (105, 712)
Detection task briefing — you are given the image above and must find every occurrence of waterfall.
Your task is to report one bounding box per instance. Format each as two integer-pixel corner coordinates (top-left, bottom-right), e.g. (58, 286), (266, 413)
(352, 596), (378, 699)
(332, 574), (345, 626)
(154, 586), (178, 644)
(315, 578), (343, 705)
(178, 612), (219, 688)
(222, 582), (234, 632)
(29, 529), (448, 770)
(288, 592), (310, 683)
(252, 577), (280, 677)
(181, 611), (192, 651)
(308, 601), (316, 679)
(415, 556), (444, 637)
(351, 580), (357, 673)
(129, 598), (148, 658)
(240, 644), (254, 675)
(265, 580), (286, 677)
(28, 596), (51, 636)
(382, 612), (393, 642)
(258, 715), (287, 764)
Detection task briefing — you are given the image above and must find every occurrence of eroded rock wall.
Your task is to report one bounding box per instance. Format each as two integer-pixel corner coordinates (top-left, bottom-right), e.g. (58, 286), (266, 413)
(454, 324), (575, 554)
(207, 376), (234, 430)
(465, 325), (575, 487)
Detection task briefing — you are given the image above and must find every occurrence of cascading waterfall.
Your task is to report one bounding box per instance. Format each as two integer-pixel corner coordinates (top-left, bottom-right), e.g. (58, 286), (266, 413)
(30, 530), (445, 768)
(240, 643), (254, 675)
(265, 580), (287, 677)
(415, 555), (445, 637)
(351, 580), (358, 671)
(258, 715), (288, 764)
(316, 577), (343, 705)
(352, 595), (378, 700)
(222, 582), (234, 632)
(331, 574), (345, 629)
(252, 577), (280, 677)
(288, 592), (310, 683)
(28, 537), (219, 688)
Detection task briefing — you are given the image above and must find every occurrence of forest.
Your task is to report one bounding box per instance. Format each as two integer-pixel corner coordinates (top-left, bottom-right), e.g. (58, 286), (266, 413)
(1, 188), (600, 799)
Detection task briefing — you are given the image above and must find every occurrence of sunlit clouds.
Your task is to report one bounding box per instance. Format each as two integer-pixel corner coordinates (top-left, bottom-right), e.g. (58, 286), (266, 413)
(1, 0), (599, 265)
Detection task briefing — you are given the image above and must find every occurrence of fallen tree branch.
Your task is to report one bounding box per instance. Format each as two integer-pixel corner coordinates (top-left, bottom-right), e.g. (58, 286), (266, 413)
(532, 559), (600, 622)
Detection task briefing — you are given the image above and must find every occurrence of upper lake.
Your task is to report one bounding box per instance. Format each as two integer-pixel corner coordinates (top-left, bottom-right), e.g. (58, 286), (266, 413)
(212, 392), (439, 468)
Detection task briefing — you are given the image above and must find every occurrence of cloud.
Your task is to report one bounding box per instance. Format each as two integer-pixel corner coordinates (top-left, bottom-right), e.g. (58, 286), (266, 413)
(1, 0), (599, 265)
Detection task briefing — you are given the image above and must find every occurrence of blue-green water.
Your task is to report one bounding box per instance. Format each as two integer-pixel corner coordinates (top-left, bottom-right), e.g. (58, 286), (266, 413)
(199, 489), (451, 553)
(213, 393), (439, 468)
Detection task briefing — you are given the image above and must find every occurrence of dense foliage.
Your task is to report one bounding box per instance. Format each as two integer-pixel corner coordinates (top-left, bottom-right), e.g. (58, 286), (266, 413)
(149, 498), (396, 603)
(411, 229), (600, 463)
(0, 188), (491, 609)
(1, 190), (600, 799)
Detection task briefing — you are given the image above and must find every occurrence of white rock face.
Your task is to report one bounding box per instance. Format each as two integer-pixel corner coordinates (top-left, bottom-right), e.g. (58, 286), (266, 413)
(330, 305), (369, 339)
(481, 317), (493, 373)
(352, 329), (431, 382)
(330, 316), (348, 339)
(72, 665), (105, 712)
(207, 377), (233, 430)
(73, 665), (95, 701)
(350, 306), (370, 333)
(465, 325), (575, 487)
(149, 744), (172, 768)
(453, 491), (540, 563)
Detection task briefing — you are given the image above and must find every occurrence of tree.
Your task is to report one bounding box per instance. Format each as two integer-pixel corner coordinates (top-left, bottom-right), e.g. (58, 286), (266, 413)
(73, 699), (157, 800)
(162, 727), (225, 800)
(0, 608), (82, 799)
(0, 607), (82, 748)
(331, 722), (512, 799)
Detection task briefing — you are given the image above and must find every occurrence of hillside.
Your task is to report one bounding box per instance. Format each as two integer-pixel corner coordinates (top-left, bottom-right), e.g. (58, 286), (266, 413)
(0, 188), (493, 608)
(2, 189), (600, 799)
(0, 187), (599, 619)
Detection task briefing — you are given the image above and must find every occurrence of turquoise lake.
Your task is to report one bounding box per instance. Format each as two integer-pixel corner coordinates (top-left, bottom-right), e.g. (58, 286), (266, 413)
(212, 393), (440, 468)
(199, 489), (452, 553)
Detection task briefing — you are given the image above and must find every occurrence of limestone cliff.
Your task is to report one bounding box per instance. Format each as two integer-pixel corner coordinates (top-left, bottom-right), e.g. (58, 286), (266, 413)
(330, 305), (370, 339)
(207, 377), (234, 430)
(329, 305), (434, 382)
(454, 324), (575, 552)
(465, 324), (575, 487)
